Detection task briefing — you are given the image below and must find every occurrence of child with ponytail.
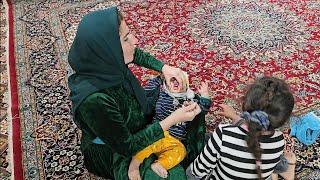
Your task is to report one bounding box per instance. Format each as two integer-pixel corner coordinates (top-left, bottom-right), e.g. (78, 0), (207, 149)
(187, 76), (296, 179)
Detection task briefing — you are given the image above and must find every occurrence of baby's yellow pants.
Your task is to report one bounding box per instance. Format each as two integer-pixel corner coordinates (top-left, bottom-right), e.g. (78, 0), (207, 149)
(134, 131), (187, 170)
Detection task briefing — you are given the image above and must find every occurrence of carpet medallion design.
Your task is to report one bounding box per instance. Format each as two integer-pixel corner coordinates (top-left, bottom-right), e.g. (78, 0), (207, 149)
(6, 0), (320, 179)
(189, 1), (311, 60)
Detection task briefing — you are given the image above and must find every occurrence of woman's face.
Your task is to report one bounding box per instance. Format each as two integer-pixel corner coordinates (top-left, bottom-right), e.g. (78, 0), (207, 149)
(119, 20), (138, 64)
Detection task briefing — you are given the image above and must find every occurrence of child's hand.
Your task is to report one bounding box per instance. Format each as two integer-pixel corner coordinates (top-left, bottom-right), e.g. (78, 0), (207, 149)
(198, 81), (210, 98)
(217, 104), (241, 123)
(128, 158), (141, 180)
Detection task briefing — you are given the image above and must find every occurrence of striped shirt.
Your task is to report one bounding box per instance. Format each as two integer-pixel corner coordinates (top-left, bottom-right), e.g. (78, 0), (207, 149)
(145, 77), (211, 140)
(190, 124), (285, 179)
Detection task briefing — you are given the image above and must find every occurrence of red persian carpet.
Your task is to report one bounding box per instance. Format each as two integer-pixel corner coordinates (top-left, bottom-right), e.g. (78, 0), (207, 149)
(4, 0), (320, 179)
(0, 1), (11, 179)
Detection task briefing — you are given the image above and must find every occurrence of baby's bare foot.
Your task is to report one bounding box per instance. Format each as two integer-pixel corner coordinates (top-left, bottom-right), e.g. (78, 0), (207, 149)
(151, 162), (168, 178)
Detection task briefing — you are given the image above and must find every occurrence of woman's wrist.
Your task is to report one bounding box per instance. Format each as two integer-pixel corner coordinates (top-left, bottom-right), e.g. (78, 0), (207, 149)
(159, 115), (178, 131)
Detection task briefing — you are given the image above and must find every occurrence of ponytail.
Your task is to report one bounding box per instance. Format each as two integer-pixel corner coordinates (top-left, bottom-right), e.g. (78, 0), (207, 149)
(241, 111), (269, 180)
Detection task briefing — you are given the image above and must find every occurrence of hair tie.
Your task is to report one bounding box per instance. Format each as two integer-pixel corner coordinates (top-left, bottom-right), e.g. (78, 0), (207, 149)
(241, 110), (270, 130)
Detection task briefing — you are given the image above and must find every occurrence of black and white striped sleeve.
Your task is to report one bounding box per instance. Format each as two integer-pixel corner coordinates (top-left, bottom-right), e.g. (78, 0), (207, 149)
(190, 125), (223, 178)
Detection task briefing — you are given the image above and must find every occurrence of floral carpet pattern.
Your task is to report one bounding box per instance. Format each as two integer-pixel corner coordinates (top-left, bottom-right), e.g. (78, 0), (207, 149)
(5, 0), (320, 179)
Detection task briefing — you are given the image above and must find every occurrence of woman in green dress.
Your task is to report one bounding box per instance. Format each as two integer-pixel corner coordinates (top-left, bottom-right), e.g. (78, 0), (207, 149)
(68, 7), (206, 180)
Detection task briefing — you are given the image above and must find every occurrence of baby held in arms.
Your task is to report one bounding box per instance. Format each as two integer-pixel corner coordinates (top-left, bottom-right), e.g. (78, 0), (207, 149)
(128, 72), (212, 179)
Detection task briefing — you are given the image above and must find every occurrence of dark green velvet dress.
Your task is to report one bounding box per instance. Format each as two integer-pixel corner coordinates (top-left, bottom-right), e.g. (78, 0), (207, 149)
(76, 50), (206, 180)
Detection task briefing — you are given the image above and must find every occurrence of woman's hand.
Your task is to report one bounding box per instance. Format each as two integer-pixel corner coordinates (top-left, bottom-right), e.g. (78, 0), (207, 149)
(162, 64), (183, 86)
(159, 102), (201, 131)
(173, 102), (201, 123)
(217, 104), (240, 122)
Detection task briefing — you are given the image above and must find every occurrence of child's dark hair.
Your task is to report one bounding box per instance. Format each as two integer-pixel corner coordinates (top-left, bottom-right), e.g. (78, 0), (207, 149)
(242, 76), (294, 179)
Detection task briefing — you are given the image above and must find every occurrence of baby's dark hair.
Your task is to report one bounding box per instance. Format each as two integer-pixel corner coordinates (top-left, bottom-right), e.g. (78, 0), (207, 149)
(242, 76), (294, 179)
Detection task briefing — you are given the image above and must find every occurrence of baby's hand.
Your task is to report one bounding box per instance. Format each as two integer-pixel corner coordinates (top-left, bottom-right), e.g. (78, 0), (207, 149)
(198, 81), (210, 98)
